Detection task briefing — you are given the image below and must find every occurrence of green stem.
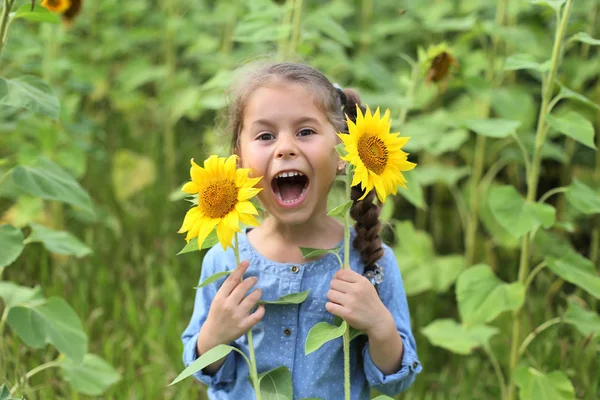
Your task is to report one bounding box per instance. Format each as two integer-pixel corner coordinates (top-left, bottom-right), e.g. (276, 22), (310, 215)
(359, 0), (372, 53)
(398, 62), (420, 126)
(289, 0), (303, 55)
(234, 233), (261, 400)
(0, 0), (15, 61)
(0, 307), (7, 338)
(277, 0), (294, 61)
(538, 186), (567, 204)
(524, 261), (547, 292)
(517, 317), (561, 357)
(507, 2), (573, 399)
(162, 0), (176, 187)
(10, 359), (62, 396)
(342, 162), (351, 400)
(484, 345), (507, 400)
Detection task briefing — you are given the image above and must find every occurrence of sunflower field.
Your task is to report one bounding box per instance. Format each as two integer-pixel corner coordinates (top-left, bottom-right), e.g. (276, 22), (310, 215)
(0, 0), (599, 399)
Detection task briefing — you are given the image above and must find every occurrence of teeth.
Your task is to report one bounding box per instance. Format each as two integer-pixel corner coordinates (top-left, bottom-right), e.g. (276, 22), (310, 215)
(276, 171), (304, 179)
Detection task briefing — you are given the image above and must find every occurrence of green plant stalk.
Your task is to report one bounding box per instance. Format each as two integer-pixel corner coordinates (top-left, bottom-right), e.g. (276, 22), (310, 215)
(465, 0), (508, 266)
(591, 4), (600, 267)
(277, 0), (294, 60)
(234, 234), (261, 400)
(359, 0), (372, 53)
(0, 0), (15, 61)
(398, 62), (419, 126)
(10, 359), (62, 396)
(484, 345), (506, 400)
(162, 0), (176, 187)
(289, 0), (303, 55)
(221, 4), (237, 56)
(507, 2), (573, 399)
(342, 162), (352, 400)
(517, 317), (561, 357)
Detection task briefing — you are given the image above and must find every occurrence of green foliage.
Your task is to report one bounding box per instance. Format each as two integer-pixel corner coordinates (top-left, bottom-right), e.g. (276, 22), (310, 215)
(305, 320), (347, 355)
(60, 354), (121, 395)
(513, 366), (575, 400)
(421, 319), (498, 355)
(0, 225), (24, 268)
(257, 366), (293, 400)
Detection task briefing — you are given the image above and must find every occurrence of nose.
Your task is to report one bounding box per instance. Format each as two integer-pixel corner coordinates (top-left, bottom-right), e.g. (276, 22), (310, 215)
(275, 134), (297, 159)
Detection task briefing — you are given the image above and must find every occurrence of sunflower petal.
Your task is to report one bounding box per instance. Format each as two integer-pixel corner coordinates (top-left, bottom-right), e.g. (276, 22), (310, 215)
(238, 187), (262, 201)
(182, 182), (199, 194)
(216, 220), (235, 250)
(239, 212), (260, 227)
(236, 201), (259, 215)
(196, 218), (219, 250)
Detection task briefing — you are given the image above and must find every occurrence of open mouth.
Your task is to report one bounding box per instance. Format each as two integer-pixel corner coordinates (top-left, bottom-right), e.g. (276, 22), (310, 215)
(271, 170), (309, 205)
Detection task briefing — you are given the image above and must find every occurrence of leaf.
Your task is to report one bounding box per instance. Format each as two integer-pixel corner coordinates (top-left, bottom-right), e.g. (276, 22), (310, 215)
(488, 186), (556, 239)
(546, 251), (600, 300)
(10, 157), (94, 214)
(259, 290), (309, 305)
(7, 296), (88, 362)
(464, 119), (521, 138)
(557, 83), (600, 111)
(414, 165), (470, 187)
(178, 231), (219, 255)
(0, 224), (24, 268)
(327, 200), (353, 218)
(503, 54), (550, 72)
(456, 264), (525, 325)
(0, 384), (23, 400)
(569, 32), (600, 46)
(0, 282), (44, 308)
(169, 344), (235, 385)
(530, 0), (566, 13)
(564, 298), (600, 338)
(421, 319), (498, 355)
(333, 316), (365, 341)
(194, 270), (233, 289)
(335, 143), (347, 157)
(26, 223), (92, 257)
(12, 4), (60, 23)
(305, 320), (347, 355)
(545, 111), (596, 150)
(372, 396), (396, 400)
(61, 354), (121, 395)
(513, 366), (575, 400)
(111, 150), (156, 202)
(565, 179), (600, 215)
(258, 366), (293, 400)
(300, 246), (341, 259)
(398, 171), (426, 210)
(0, 76), (60, 119)
(428, 129), (469, 156)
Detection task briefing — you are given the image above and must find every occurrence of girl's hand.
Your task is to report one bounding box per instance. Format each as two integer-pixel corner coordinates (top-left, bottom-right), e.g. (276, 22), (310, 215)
(197, 260), (265, 355)
(326, 269), (393, 336)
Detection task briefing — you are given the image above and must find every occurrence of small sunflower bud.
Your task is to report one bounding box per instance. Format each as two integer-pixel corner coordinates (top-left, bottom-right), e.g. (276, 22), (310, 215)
(418, 43), (459, 91)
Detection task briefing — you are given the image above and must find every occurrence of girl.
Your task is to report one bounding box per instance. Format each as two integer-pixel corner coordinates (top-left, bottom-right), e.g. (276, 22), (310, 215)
(181, 62), (421, 399)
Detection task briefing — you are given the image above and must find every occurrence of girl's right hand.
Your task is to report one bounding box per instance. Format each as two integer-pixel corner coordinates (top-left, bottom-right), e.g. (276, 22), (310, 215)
(197, 260), (265, 355)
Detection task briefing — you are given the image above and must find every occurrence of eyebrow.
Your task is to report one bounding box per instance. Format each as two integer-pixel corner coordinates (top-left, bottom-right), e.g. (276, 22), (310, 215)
(251, 117), (322, 129)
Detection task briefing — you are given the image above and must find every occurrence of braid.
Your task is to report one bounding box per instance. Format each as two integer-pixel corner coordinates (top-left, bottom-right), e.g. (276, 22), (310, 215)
(339, 88), (384, 274)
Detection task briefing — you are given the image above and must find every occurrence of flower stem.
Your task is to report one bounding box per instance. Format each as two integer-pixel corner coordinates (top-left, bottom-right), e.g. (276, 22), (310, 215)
(289, 0), (303, 55)
(10, 359), (62, 396)
(0, 0), (16, 62)
(484, 345), (507, 400)
(517, 317), (561, 357)
(341, 162), (352, 400)
(507, 2), (573, 399)
(234, 233), (261, 400)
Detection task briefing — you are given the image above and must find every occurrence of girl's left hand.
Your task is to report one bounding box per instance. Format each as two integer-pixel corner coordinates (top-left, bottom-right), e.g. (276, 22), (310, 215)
(325, 269), (393, 335)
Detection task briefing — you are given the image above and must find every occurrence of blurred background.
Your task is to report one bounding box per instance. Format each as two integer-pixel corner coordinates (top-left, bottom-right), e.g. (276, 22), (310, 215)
(0, 0), (599, 399)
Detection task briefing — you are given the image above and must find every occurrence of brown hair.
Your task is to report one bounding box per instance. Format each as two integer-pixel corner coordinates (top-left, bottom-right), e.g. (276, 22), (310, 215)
(226, 61), (383, 271)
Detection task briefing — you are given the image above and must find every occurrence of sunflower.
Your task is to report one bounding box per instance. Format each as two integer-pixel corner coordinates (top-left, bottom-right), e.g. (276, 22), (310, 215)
(418, 42), (458, 90)
(178, 155), (262, 250)
(337, 105), (416, 203)
(41, 0), (71, 13)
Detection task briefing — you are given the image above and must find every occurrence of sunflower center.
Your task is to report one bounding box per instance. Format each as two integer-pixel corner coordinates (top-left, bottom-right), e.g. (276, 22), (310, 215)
(357, 134), (388, 174)
(199, 180), (238, 218)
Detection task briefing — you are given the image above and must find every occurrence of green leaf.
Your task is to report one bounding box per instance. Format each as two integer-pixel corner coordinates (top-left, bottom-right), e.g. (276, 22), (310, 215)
(514, 366), (575, 400)
(421, 319), (498, 355)
(61, 354), (120, 395)
(0, 282), (44, 311)
(545, 111), (596, 150)
(169, 344), (235, 385)
(546, 251), (600, 300)
(488, 185), (556, 239)
(13, 4), (60, 23)
(177, 231), (219, 254)
(258, 366), (293, 400)
(564, 298), (600, 338)
(10, 157), (94, 213)
(7, 296), (88, 362)
(569, 32), (600, 46)
(464, 119), (521, 138)
(398, 170), (426, 210)
(503, 54), (550, 72)
(372, 396), (396, 400)
(112, 150), (156, 202)
(333, 316), (365, 341)
(414, 165), (470, 187)
(565, 179), (600, 215)
(0, 384), (23, 400)
(194, 270), (233, 289)
(300, 246), (340, 259)
(428, 129), (469, 156)
(557, 83), (600, 111)
(305, 320), (347, 355)
(259, 290), (310, 305)
(335, 143), (347, 157)
(0, 76), (60, 119)
(327, 200), (353, 218)
(26, 223), (92, 257)
(456, 264), (525, 325)
(0, 225), (24, 268)
(530, 0), (566, 13)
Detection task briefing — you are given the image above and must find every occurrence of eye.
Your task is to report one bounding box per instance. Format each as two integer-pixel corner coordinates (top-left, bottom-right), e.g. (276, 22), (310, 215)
(298, 128), (316, 137)
(257, 132), (275, 141)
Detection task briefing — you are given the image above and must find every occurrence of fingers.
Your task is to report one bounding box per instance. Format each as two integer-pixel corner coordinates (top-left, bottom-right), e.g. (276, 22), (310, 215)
(241, 304), (266, 331)
(329, 278), (354, 293)
(326, 289), (345, 305)
(333, 269), (360, 283)
(239, 287), (262, 313)
(230, 276), (259, 304)
(219, 260), (249, 297)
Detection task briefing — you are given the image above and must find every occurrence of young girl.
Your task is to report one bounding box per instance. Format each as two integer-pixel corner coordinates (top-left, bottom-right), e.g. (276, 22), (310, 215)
(181, 62), (421, 399)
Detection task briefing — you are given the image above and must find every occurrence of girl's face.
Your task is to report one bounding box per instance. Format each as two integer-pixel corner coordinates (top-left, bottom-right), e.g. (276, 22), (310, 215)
(238, 83), (344, 227)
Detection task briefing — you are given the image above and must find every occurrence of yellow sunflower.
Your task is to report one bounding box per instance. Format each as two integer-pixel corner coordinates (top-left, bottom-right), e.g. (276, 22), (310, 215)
(338, 105), (416, 203)
(178, 155), (262, 250)
(41, 0), (71, 13)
